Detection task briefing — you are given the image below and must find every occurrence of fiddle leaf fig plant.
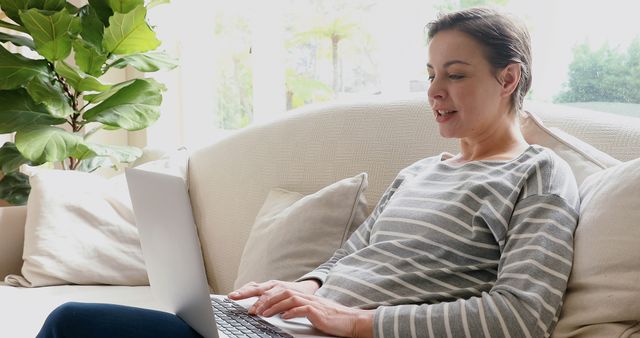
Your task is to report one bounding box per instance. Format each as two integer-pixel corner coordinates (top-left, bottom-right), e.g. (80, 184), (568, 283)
(0, 0), (177, 205)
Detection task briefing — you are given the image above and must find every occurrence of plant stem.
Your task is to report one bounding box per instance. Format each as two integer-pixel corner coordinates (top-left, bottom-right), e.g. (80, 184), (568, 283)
(79, 101), (92, 112)
(71, 91), (84, 133)
(55, 73), (82, 134)
(102, 53), (115, 72)
(49, 63), (83, 170)
(52, 65), (78, 113)
(70, 112), (82, 133)
(0, 20), (27, 34)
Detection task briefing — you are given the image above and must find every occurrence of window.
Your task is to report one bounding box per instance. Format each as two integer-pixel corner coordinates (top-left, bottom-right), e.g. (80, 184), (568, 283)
(149, 0), (640, 147)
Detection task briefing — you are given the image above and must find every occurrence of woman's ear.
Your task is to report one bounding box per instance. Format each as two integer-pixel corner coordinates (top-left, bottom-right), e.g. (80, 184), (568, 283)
(498, 63), (521, 98)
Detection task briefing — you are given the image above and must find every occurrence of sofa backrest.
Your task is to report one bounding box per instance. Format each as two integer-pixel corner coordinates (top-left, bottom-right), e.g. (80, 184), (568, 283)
(188, 95), (640, 293)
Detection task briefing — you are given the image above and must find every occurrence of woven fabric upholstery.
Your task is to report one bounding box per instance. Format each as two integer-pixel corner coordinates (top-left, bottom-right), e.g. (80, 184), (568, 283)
(524, 101), (640, 162)
(189, 96), (640, 293)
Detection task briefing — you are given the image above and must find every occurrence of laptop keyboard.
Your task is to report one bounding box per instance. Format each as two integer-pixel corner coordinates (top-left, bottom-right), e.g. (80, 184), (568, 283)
(211, 298), (294, 338)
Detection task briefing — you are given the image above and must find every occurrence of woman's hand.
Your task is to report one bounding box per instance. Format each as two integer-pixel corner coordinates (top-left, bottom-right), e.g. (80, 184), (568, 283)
(281, 293), (375, 338)
(228, 279), (320, 302)
(252, 287), (375, 338)
(228, 280), (374, 337)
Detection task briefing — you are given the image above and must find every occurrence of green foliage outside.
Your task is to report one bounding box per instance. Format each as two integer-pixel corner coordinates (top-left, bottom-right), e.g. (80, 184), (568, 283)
(213, 0), (377, 127)
(210, 0), (639, 132)
(555, 37), (640, 104)
(436, 0), (509, 12)
(213, 13), (253, 130)
(0, 0), (177, 205)
(285, 0), (376, 109)
(285, 69), (333, 110)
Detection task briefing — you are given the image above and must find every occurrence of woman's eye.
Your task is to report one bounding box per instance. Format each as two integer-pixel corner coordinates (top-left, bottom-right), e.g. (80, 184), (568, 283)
(449, 74), (465, 80)
(428, 75), (435, 82)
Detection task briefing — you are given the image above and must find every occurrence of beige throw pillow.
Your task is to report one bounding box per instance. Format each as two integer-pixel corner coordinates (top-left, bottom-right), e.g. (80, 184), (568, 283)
(520, 110), (621, 185)
(4, 149), (188, 287)
(234, 173), (369, 289)
(552, 158), (640, 338)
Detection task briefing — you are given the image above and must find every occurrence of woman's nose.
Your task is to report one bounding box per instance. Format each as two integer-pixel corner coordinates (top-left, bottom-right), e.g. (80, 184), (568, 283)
(428, 80), (445, 101)
(427, 83), (446, 101)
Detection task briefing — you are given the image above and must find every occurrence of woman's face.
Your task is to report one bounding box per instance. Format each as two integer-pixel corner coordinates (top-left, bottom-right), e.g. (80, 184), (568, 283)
(427, 29), (511, 140)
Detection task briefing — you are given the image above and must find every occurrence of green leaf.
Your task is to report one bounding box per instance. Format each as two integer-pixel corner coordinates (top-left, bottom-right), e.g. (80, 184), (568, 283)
(147, 0), (170, 9)
(75, 143), (142, 172)
(0, 0), (28, 25)
(0, 31), (36, 50)
(0, 44), (50, 90)
(15, 125), (85, 163)
(109, 51), (178, 72)
(88, 0), (113, 26)
(73, 39), (108, 77)
(107, 0), (143, 13)
(0, 142), (35, 173)
(76, 156), (113, 172)
(0, 19), (28, 33)
(64, 2), (79, 14)
(25, 75), (75, 118)
(19, 8), (82, 62)
(102, 5), (160, 55)
(79, 5), (105, 50)
(83, 78), (162, 130)
(0, 89), (66, 133)
(28, 0), (67, 10)
(86, 143), (142, 162)
(78, 77), (112, 92)
(82, 79), (133, 103)
(0, 0), (66, 25)
(53, 60), (82, 86)
(0, 171), (31, 205)
(82, 93), (99, 103)
(54, 61), (112, 92)
(102, 124), (120, 130)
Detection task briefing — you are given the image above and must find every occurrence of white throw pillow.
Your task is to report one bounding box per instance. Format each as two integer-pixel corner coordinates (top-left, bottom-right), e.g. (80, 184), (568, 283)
(520, 110), (621, 185)
(4, 148), (188, 287)
(234, 173), (369, 289)
(552, 158), (640, 337)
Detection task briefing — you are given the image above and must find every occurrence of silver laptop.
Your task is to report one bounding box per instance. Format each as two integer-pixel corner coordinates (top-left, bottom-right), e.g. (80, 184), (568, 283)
(125, 168), (334, 338)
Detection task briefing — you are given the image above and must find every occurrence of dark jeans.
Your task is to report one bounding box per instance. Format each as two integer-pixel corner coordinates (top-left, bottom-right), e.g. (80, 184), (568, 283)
(37, 302), (203, 338)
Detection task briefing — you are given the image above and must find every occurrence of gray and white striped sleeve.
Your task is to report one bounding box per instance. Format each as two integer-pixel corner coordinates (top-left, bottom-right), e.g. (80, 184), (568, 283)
(373, 193), (579, 338)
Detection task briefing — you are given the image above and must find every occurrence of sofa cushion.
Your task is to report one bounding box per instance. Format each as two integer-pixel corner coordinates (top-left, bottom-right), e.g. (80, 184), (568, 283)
(552, 158), (640, 337)
(234, 173), (369, 289)
(4, 149), (188, 287)
(520, 110), (621, 185)
(0, 284), (159, 338)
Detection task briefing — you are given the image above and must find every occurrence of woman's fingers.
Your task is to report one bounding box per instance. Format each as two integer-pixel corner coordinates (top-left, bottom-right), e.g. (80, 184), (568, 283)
(248, 290), (374, 337)
(228, 280), (319, 302)
(228, 280), (276, 300)
(280, 300), (367, 337)
(258, 291), (310, 317)
(228, 280), (325, 318)
(281, 304), (318, 321)
(251, 288), (309, 315)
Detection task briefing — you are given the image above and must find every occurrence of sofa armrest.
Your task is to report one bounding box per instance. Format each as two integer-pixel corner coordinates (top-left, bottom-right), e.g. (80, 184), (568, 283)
(0, 206), (26, 279)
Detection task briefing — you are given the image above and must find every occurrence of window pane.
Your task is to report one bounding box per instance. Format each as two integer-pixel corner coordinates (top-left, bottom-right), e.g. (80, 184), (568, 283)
(212, 4), (253, 130)
(210, 0), (640, 130)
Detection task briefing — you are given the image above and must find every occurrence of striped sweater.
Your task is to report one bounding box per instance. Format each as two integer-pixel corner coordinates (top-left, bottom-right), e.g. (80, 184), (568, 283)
(301, 145), (580, 338)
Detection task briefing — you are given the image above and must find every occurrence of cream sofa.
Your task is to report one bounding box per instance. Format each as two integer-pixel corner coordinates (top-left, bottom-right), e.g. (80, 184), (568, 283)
(1, 96), (639, 337)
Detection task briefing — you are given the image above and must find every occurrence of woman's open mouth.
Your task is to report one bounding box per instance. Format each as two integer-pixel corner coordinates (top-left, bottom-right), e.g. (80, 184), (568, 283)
(435, 110), (457, 123)
(436, 110), (457, 116)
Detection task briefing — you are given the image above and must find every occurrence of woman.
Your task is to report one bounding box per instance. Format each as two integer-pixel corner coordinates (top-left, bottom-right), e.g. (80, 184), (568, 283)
(38, 7), (579, 338)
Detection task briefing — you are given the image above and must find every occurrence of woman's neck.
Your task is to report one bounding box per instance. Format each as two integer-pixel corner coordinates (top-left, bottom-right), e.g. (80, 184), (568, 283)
(454, 115), (529, 163)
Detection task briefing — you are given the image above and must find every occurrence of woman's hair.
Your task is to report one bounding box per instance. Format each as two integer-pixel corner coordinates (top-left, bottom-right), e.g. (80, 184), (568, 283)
(427, 7), (532, 113)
